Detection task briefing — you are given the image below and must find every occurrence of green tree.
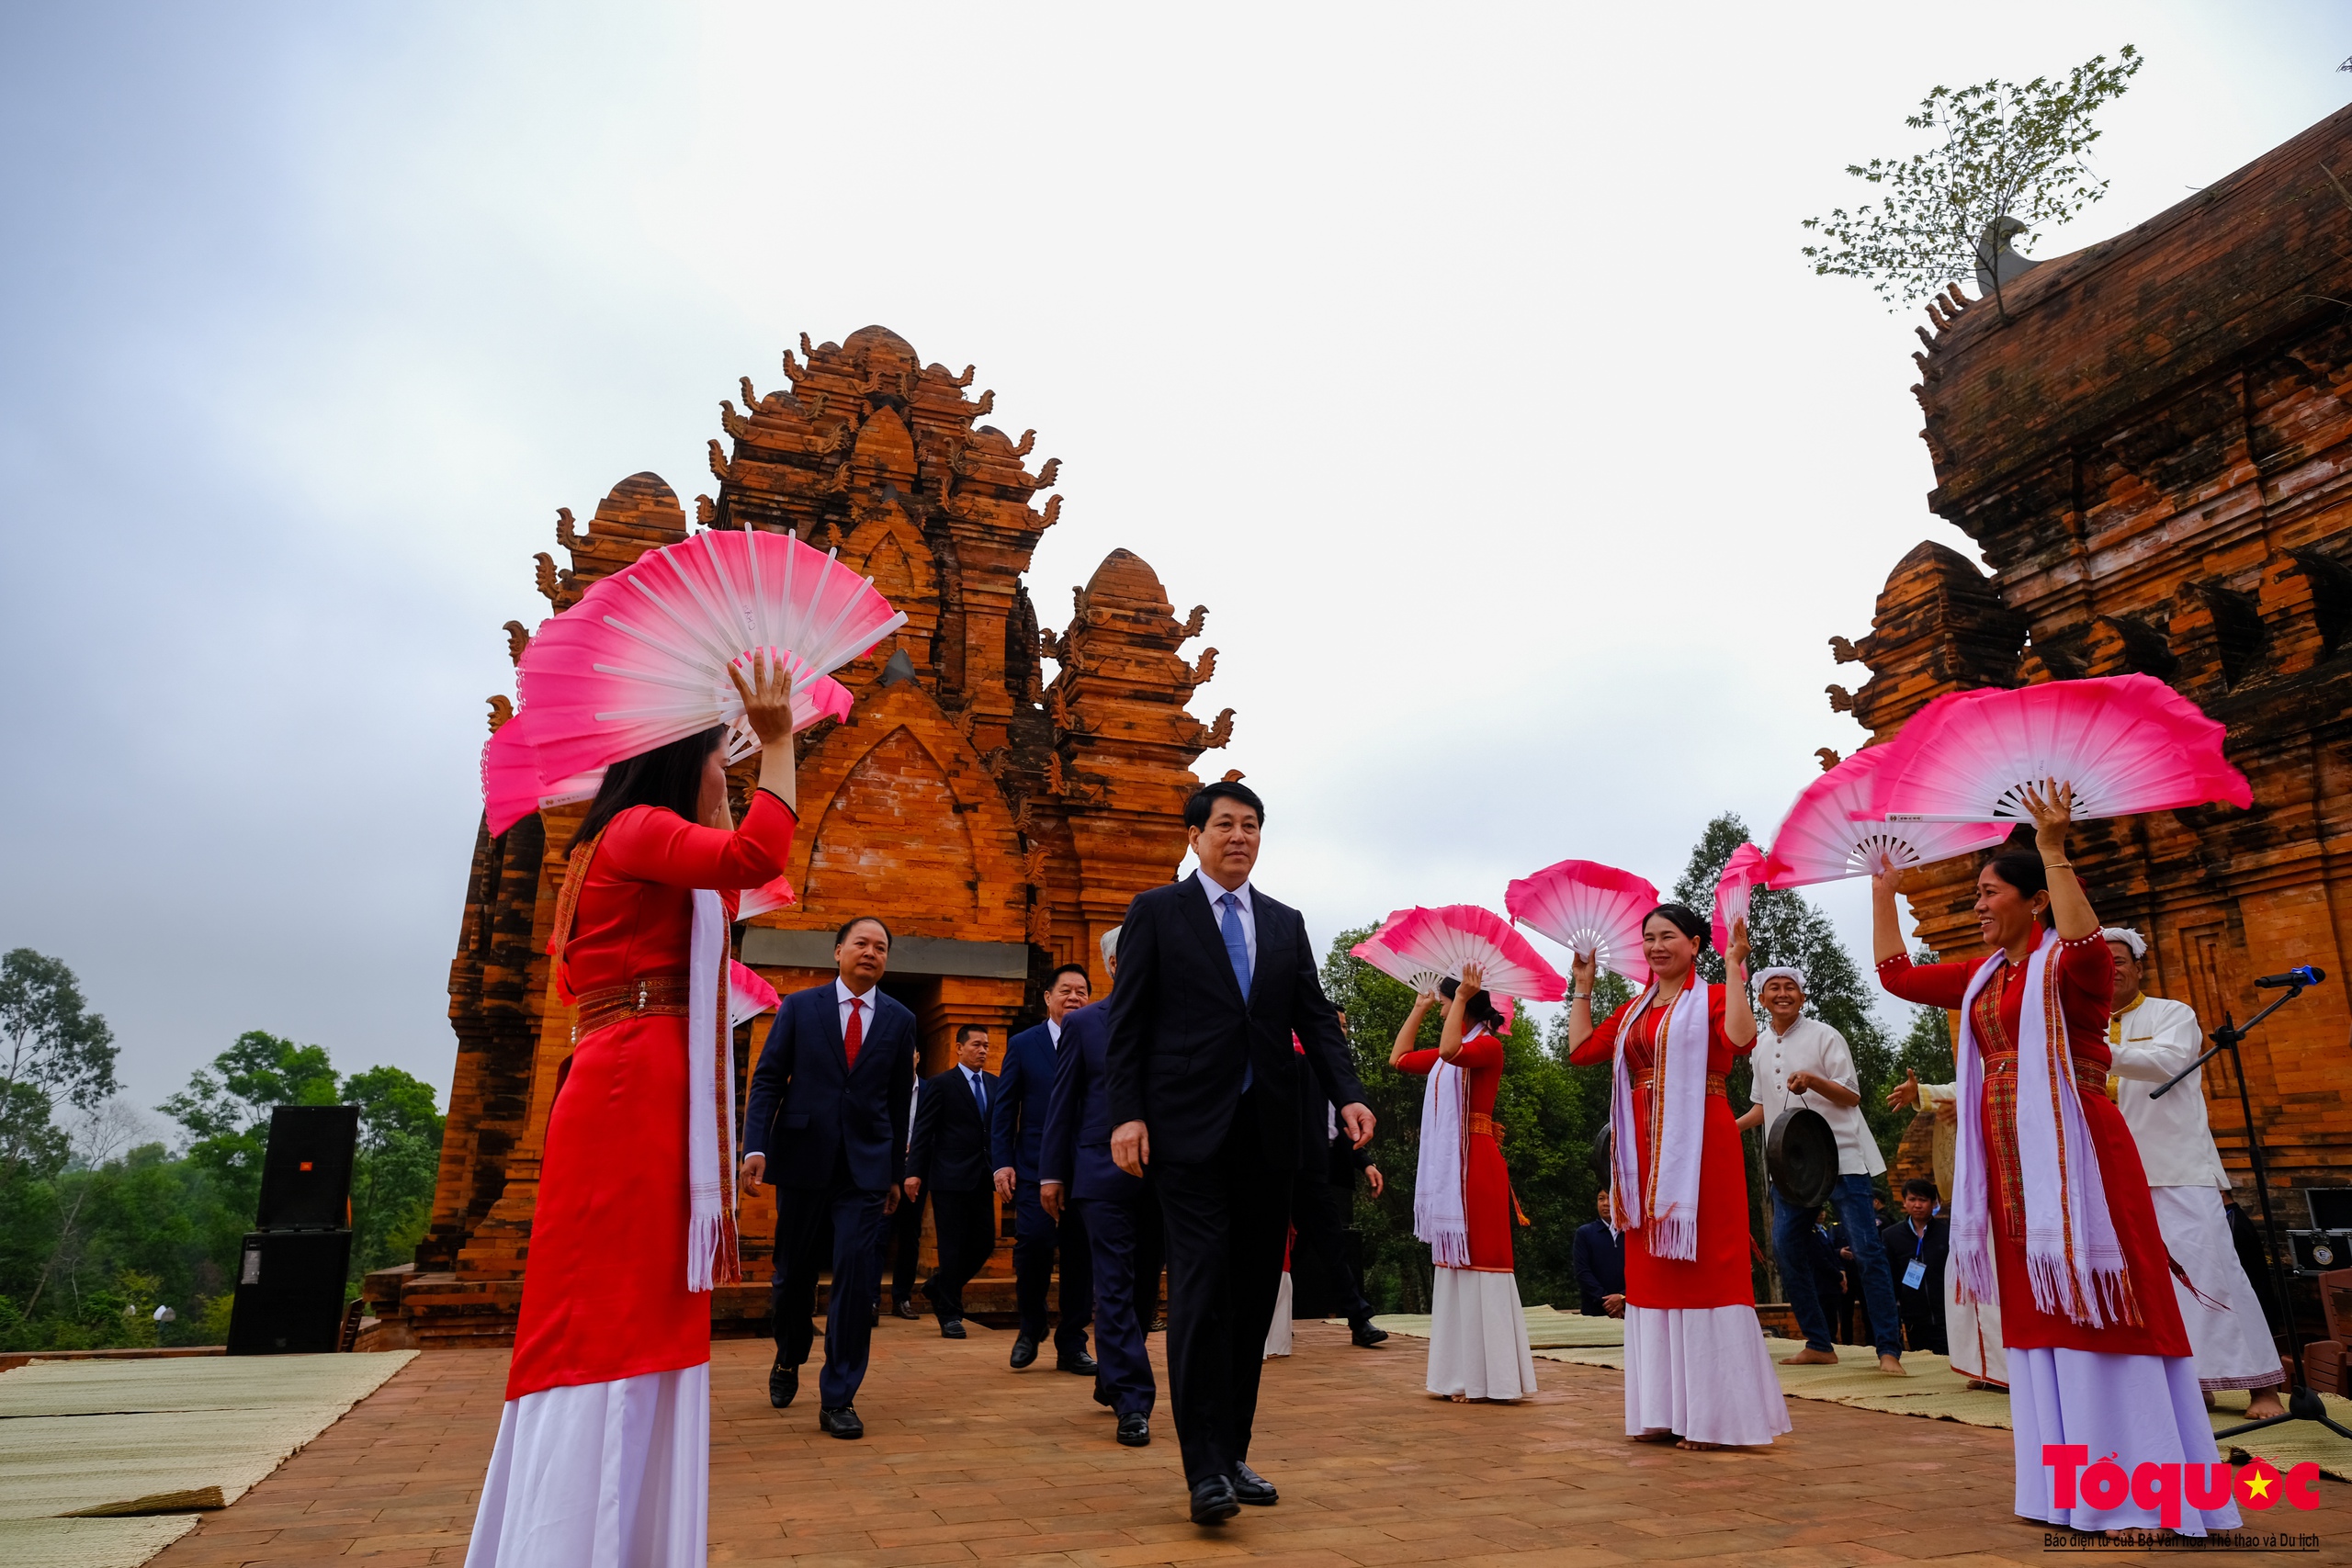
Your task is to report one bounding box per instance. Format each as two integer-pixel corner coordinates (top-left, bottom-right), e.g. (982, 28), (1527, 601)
(1801, 46), (2143, 320)
(161, 1031), (340, 1226)
(343, 1065), (444, 1282)
(0, 949), (119, 1182)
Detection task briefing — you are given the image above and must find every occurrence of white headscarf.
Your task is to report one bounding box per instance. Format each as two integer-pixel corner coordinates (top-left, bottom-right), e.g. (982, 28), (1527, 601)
(1752, 965), (1806, 996)
(2099, 926), (2146, 958)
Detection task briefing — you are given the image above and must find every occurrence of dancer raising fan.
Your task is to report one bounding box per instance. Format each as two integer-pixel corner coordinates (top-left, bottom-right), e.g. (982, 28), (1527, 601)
(1871, 782), (2238, 1537)
(466, 652), (805, 1568)
(1391, 964), (1539, 1402)
(1566, 906), (1789, 1450)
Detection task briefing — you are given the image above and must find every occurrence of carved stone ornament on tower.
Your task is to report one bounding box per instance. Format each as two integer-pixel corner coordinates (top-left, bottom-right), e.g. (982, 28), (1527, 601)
(366, 327), (1229, 1345)
(1846, 106), (2352, 1206)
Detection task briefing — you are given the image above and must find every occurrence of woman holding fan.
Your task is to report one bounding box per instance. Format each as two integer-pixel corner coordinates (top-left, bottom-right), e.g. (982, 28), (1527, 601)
(1870, 782), (2236, 1536)
(466, 651), (805, 1568)
(1392, 964), (1540, 1402)
(1566, 905), (1790, 1450)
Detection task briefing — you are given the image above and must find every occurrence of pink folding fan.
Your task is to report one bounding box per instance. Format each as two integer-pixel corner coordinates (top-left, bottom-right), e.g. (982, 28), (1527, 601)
(1763, 745), (2010, 886)
(736, 875), (797, 920)
(516, 523), (902, 784)
(1710, 841), (1769, 953)
(1504, 860), (1659, 987)
(1866, 674), (2251, 825)
(1348, 905), (1566, 1008)
(729, 961), (781, 1028)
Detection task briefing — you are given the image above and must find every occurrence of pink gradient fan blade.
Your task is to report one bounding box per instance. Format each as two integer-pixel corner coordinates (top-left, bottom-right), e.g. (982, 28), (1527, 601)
(1710, 842), (1768, 953)
(1504, 860), (1658, 987)
(516, 524), (906, 783)
(481, 708), (605, 837)
(736, 874), (797, 920)
(1867, 675), (2250, 825)
(729, 961), (781, 1028)
(1762, 745), (2008, 887)
(1349, 905), (1566, 1005)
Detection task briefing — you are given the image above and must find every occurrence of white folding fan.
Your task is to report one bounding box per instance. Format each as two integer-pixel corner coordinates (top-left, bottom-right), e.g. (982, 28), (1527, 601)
(1763, 745), (2009, 886)
(1503, 860), (1659, 987)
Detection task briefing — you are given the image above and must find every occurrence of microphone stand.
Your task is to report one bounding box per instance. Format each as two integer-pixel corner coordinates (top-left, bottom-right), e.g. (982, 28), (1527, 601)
(2152, 979), (2352, 1440)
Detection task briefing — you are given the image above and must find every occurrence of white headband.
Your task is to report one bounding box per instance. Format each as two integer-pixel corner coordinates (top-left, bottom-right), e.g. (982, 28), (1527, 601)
(2099, 927), (2146, 959)
(1753, 966), (1806, 995)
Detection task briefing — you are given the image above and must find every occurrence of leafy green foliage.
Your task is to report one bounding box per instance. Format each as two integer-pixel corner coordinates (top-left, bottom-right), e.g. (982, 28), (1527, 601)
(1800, 46), (2143, 317)
(0, 956), (445, 1350)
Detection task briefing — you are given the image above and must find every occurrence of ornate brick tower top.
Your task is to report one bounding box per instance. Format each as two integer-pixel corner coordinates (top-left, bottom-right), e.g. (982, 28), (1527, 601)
(379, 328), (1229, 1345)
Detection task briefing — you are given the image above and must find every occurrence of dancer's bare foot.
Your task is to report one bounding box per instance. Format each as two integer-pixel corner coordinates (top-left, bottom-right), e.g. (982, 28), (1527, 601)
(1781, 1348), (1839, 1365)
(1676, 1439), (1724, 1450)
(1878, 1354), (1906, 1376)
(2245, 1389), (2288, 1421)
(1449, 1393), (1467, 1404)
(2203, 1391), (2218, 1410)
(1632, 1430), (1679, 1444)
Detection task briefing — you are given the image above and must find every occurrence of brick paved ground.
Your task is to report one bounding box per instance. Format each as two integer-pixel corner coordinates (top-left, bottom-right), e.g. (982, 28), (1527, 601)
(149, 1316), (2344, 1566)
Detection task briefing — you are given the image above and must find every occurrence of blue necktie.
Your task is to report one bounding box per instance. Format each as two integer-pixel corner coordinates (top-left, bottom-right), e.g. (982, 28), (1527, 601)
(969, 1069), (985, 1119)
(1220, 892), (1255, 1093)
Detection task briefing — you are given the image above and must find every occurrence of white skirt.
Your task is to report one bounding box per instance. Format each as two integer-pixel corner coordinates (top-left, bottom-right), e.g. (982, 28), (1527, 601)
(1427, 1268), (1538, 1400)
(2009, 1348), (2240, 1534)
(1263, 1272), (1294, 1359)
(1947, 1267), (2008, 1387)
(2151, 1185), (2284, 1390)
(1623, 1303), (1791, 1446)
(465, 1363), (708, 1568)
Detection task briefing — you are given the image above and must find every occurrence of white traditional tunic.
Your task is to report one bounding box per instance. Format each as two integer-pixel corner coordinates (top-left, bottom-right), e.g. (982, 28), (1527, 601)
(2108, 993), (2283, 1392)
(1751, 1015), (1884, 1178)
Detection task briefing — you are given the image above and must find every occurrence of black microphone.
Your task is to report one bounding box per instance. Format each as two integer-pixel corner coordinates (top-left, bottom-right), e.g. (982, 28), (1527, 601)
(2255, 965), (2325, 989)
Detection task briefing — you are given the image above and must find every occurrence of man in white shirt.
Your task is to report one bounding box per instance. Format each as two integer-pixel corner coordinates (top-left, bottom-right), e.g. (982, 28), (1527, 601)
(1736, 966), (1905, 1375)
(2102, 926), (2287, 1419)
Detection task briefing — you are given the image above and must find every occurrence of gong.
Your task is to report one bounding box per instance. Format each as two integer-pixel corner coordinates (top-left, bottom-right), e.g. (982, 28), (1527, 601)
(1590, 1122), (1614, 1177)
(1767, 1105), (1839, 1210)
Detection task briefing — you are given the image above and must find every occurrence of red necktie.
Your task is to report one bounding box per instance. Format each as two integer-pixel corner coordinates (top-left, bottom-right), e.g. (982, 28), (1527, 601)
(842, 997), (864, 1070)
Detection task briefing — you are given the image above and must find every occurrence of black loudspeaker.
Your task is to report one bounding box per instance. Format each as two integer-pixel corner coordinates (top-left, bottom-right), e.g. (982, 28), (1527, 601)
(2304, 1187), (2352, 1232)
(254, 1105), (358, 1230)
(226, 1230), (353, 1354)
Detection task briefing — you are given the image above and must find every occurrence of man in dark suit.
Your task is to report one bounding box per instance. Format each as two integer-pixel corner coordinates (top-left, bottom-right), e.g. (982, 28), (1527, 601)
(739, 916), (917, 1440)
(1042, 973), (1159, 1448)
(905, 1023), (998, 1337)
(1572, 1190), (1626, 1317)
(1880, 1177), (1950, 1354)
(1287, 1013), (1387, 1348)
(1105, 780), (1374, 1524)
(991, 964), (1098, 1375)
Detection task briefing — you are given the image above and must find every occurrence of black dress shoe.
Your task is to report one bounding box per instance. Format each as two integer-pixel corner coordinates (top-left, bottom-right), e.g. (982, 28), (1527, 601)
(1010, 1334), (1038, 1370)
(893, 1299), (922, 1320)
(1057, 1348), (1099, 1375)
(1230, 1462), (1277, 1506)
(769, 1359), (798, 1409)
(940, 1319), (967, 1339)
(1117, 1411), (1150, 1447)
(1350, 1319), (1390, 1348)
(819, 1404), (864, 1439)
(1187, 1473), (1238, 1524)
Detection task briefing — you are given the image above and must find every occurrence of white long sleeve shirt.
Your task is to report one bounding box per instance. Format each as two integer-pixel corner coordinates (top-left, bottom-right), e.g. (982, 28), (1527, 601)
(2108, 993), (2229, 1190)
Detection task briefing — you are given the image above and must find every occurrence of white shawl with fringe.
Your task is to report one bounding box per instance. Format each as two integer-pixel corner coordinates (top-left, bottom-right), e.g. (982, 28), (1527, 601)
(685, 889), (741, 1293)
(1412, 1031), (1476, 1269)
(1948, 930), (2132, 1325)
(1609, 984), (1708, 1261)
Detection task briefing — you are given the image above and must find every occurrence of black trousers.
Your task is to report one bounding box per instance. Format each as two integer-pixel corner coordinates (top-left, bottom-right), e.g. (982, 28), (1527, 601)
(1154, 1098), (1290, 1486)
(1288, 1171), (1372, 1323)
(771, 1165), (886, 1409)
(885, 1184), (927, 1306)
(925, 1187), (997, 1323)
(1012, 1178), (1093, 1349)
(1080, 1194), (1160, 1417)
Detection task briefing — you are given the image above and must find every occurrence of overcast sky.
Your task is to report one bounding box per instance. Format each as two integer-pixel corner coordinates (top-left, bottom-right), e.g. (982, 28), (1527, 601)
(3, 4), (2345, 1120)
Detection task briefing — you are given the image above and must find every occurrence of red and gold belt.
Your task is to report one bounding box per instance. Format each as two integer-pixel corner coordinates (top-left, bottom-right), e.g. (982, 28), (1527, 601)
(1631, 1072), (1730, 1098)
(571, 976), (693, 1044)
(1467, 1112), (1505, 1142)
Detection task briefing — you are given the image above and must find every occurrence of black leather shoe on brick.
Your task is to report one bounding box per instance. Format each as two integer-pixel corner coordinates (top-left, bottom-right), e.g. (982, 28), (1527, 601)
(1117, 1411), (1150, 1447)
(1187, 1474), (1238, 1524)
(1057, 1348), (1099, 1376)
(1350, 1319), (1390, 1347)
(1009, 1334), (1038, 1370)
(892, 1299), (921, 1320)
(940, 1319), (967, 1339)
(1230, 1463), (1277, 1506)
(819, 1404), (864, 1439)
(768, 1359), (797, 1409)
